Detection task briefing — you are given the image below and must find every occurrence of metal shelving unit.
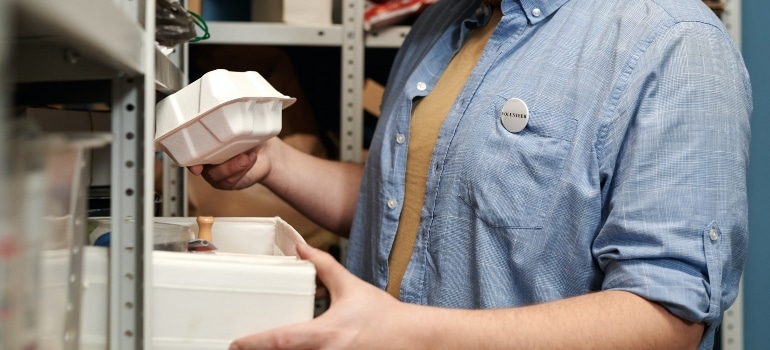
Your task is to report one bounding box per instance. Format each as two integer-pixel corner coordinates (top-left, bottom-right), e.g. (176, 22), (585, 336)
(720, 1), (743, 348)
(5, 0), (185, 348)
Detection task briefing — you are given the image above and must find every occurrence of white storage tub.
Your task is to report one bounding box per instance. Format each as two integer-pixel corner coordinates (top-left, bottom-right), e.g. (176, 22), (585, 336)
(154, 216), (304, 256)
(152, 250), (315, 349)
(154, 69), (296, 166)
(41, 217), (316, 350)
(151, 216), (316, 349)
(39, 248), (109, 350)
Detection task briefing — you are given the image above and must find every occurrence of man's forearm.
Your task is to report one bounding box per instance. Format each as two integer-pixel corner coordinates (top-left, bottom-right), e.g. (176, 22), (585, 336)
(263, 139), (363, 237)
(399, 290), (703, 350)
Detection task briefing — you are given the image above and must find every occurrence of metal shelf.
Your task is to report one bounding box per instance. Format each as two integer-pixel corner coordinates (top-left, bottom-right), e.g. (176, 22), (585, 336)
(201, 22), (345, 46)
(201, 22), (409, 49)
(366, 25), (410, 48)
(5, 0), (187, 349)
(11, 0), (183, 93)
(11, 0), (144, 75)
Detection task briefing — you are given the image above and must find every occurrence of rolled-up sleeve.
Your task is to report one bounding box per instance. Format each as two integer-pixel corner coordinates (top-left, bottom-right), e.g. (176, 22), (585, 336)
(593, 20), (751, 326)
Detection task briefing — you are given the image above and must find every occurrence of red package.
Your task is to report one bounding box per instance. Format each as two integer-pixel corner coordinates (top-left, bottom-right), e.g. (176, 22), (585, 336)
(364, 0), (439, 31)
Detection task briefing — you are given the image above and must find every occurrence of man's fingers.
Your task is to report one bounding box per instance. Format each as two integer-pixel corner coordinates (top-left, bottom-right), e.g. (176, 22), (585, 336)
(188, 164), (203, 175)
(206, 152), (257, 183)
(230, 320), (326, 350)
(296, 244), (352, 296)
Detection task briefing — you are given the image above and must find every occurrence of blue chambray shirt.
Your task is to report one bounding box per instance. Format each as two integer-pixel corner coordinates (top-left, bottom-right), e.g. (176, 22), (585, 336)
(347, 0), (751, 348)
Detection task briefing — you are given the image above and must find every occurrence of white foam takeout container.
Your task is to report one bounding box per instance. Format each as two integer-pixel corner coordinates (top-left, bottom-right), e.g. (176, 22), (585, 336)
(155, 69), (296, 166)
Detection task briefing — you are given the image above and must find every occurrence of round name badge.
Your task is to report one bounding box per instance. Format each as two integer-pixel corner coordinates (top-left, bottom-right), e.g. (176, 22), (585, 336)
(500, 98), (529, 133)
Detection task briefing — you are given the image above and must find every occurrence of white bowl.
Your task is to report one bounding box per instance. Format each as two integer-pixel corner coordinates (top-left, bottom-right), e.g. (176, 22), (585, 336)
(155, 69), (296, 166)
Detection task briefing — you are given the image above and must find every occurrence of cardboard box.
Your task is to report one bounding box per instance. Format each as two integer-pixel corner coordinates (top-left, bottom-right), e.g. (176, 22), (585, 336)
(187, 0), (202, 14)
(251, 0), (283, 22)
(363, 78), (385, 118)
(251, 0), (333, 25)
(284, 0), (332, 25)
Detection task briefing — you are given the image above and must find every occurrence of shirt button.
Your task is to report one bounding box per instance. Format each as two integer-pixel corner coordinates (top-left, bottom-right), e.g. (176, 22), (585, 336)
(709, 227), (719, 241)
(532, 8), (542, 17)
(416, 82), (427, 91)
(387, 198), (398, 209)
(396, 134), (405, 144)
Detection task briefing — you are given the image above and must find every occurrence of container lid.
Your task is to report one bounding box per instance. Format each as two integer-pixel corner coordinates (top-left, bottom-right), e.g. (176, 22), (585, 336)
(154, 69), (296, 138)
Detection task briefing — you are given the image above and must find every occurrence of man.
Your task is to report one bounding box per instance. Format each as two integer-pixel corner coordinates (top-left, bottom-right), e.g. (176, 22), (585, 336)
(190, 0), (751, 348)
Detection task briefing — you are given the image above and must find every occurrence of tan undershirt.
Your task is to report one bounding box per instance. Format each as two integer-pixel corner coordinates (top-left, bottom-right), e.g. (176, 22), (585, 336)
(386, 7), (502, 298)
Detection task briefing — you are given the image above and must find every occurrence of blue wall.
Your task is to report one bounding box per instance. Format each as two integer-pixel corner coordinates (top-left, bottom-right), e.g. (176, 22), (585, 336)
(742, 0), (770, 348)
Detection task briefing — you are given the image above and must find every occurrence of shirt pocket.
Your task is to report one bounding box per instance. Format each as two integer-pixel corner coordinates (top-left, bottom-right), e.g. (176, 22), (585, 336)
(457, 96), (578, 229)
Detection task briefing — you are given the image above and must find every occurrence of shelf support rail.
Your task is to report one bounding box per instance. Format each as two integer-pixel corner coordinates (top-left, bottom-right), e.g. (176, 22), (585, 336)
(340, 0), (365, 163)
(110, 75), (146, 350)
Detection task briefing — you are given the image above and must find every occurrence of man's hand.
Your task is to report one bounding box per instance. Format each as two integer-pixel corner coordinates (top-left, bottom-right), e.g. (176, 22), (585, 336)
(229, 244), (412, 350)
(188, 138), (277, 190)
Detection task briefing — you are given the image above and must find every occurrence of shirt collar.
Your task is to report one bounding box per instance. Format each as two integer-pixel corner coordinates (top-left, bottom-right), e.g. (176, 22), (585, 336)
(501, 0), (571, 24)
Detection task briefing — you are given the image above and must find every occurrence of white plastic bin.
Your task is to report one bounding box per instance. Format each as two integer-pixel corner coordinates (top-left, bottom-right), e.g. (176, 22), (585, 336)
(152, 251), (315, 349)
(154, 216), (305, 255)
(150, 216), (316, 349)
(42, 217), (315, 350)
(39, 248), (109, 350)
